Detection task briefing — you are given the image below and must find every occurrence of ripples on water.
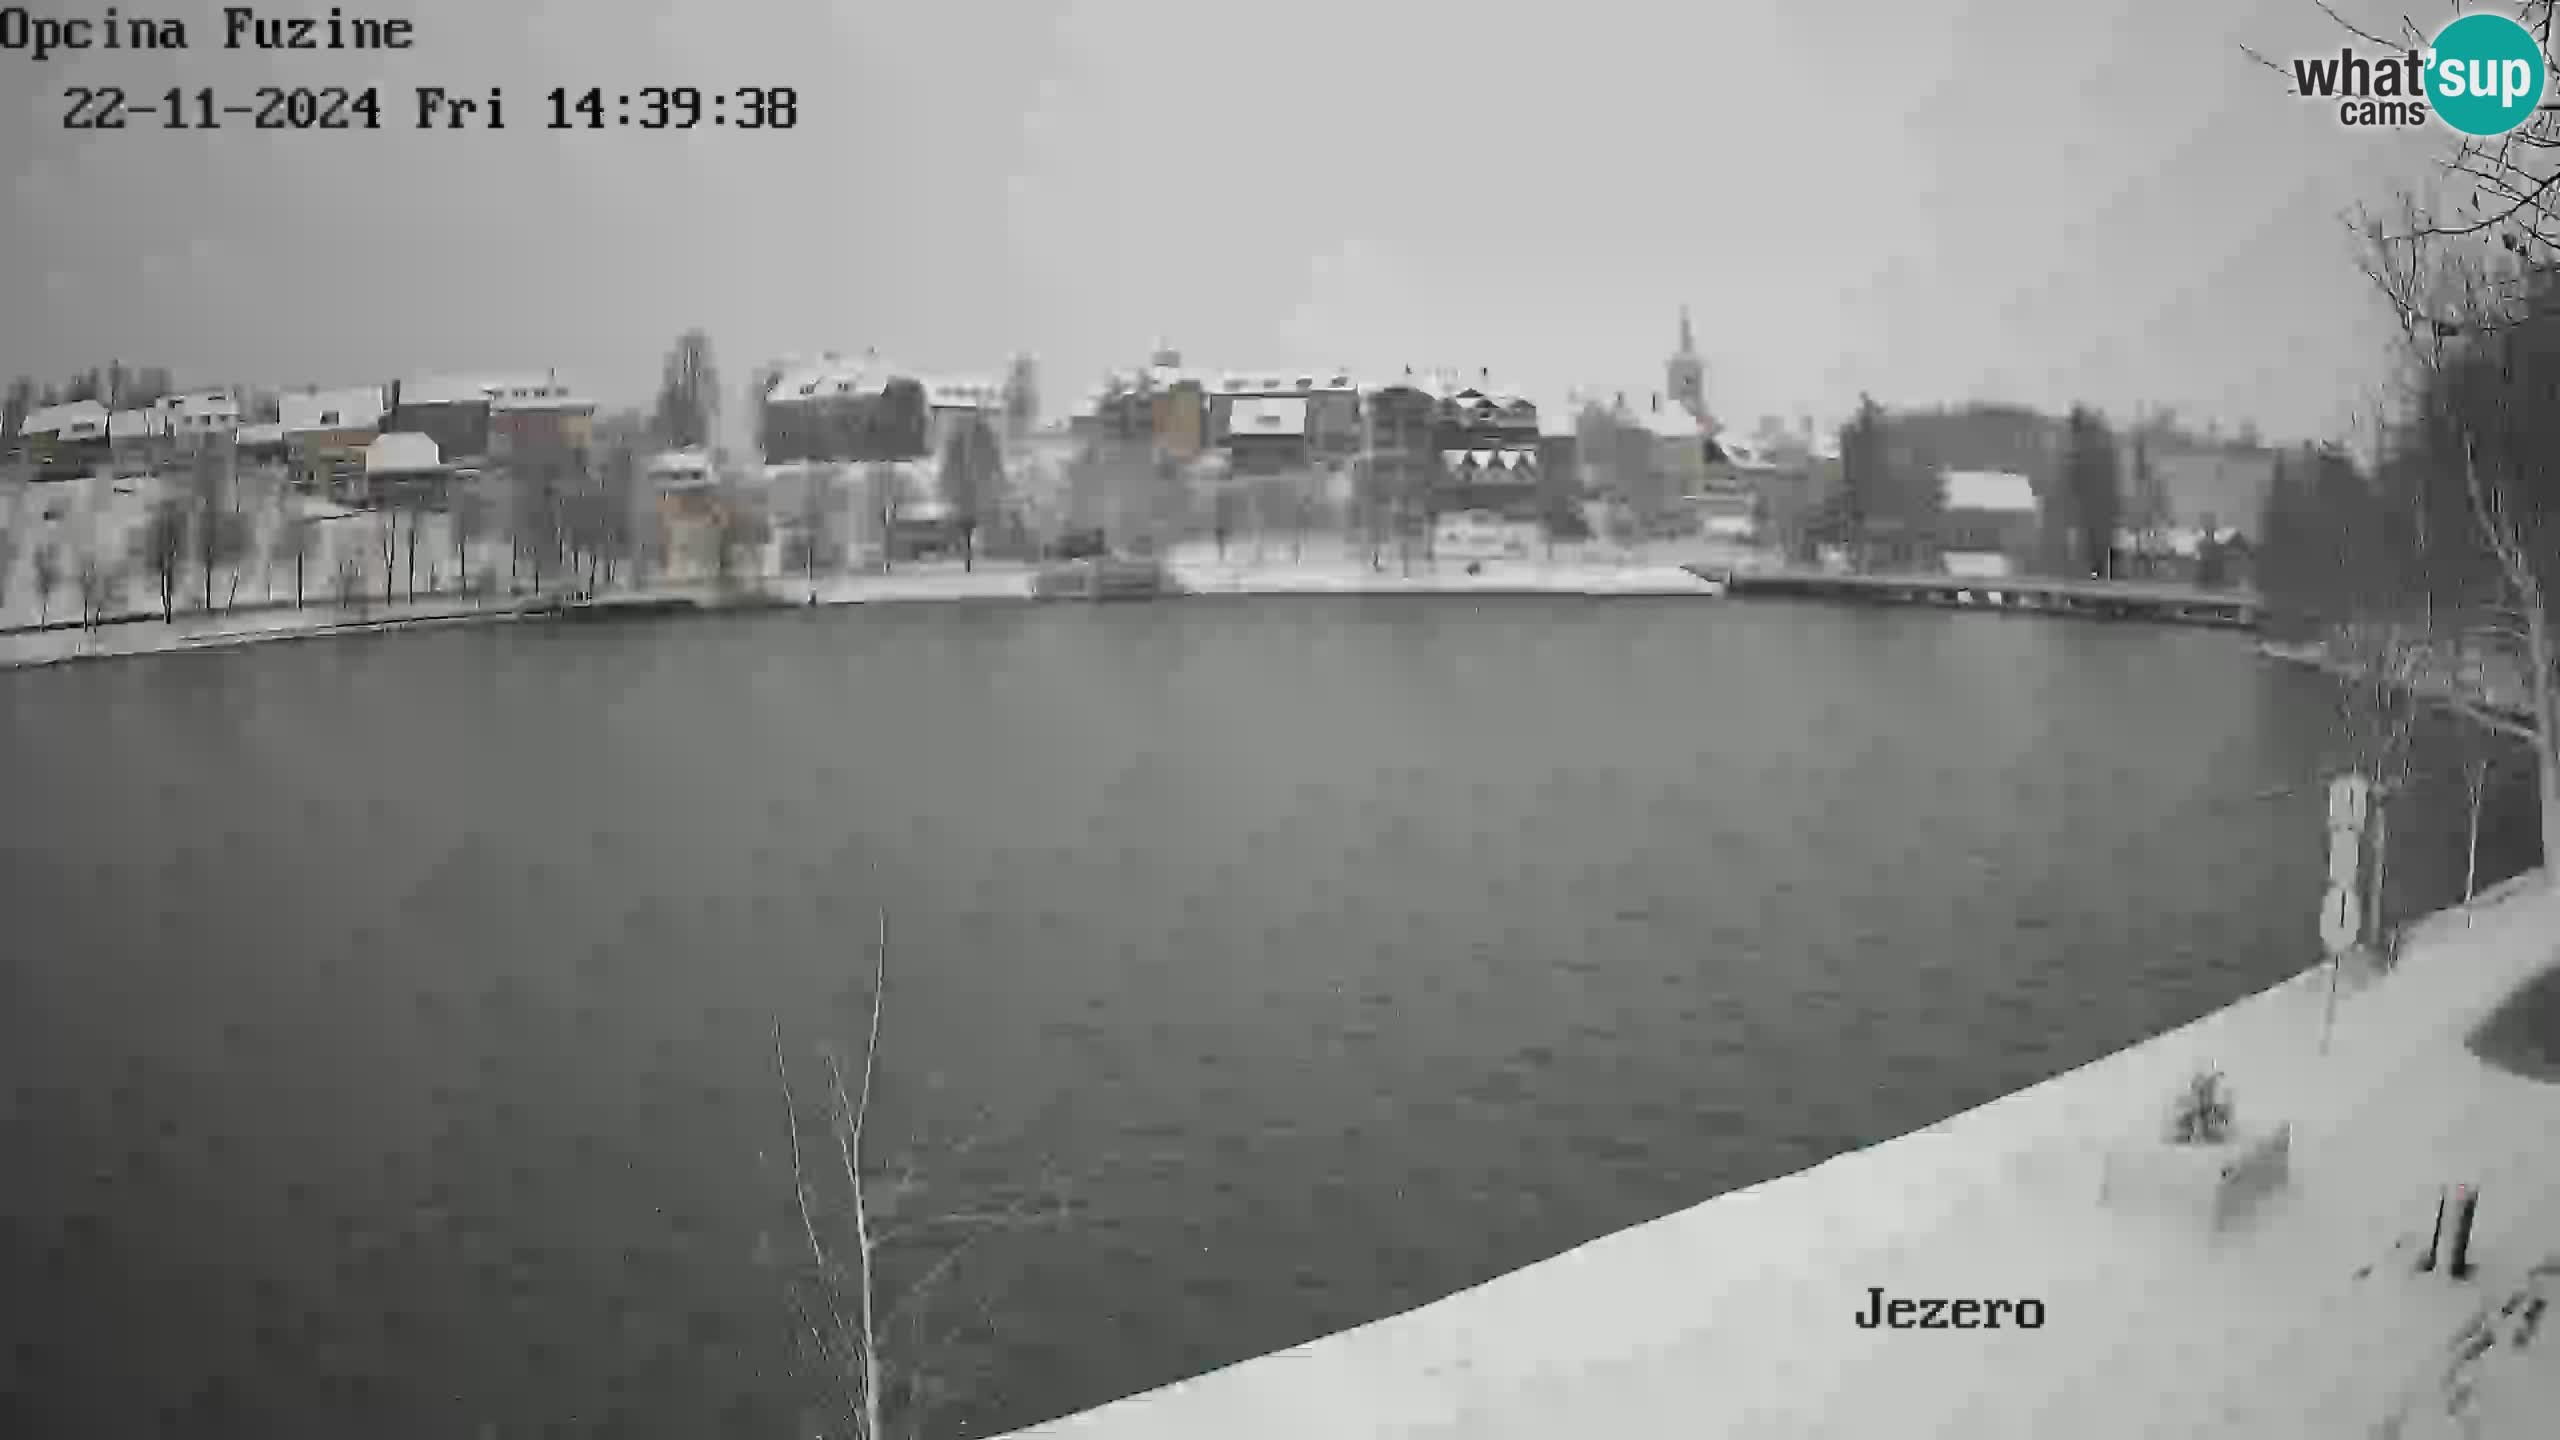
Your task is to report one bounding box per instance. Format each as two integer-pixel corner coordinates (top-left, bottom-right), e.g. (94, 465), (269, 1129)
(0, 600), (2540, 1437)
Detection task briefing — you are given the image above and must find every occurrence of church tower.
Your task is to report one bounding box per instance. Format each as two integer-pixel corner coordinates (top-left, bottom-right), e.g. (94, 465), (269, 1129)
(1665, 305), (1707, 426)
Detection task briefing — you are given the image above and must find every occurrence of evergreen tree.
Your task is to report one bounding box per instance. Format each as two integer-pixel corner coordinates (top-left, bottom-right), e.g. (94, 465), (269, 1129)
(937, 412), (1004, 571)
(653, 329), (719, 451)
(1002, 354), (1039, 442)
(2, 376), (33, 439)
(2062, 406), (2123, 579)
(1837, 394), (1887, 570)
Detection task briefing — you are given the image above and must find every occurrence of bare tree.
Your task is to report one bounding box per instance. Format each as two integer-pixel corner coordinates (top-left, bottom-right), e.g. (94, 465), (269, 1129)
(333, 550), (367, 614)
(595, 440), (641, 591)
(31, 541), (59, 625)
(2364, 218), (2560, 883)
(865, 463), (902, 575)
(138, 498), (185, 622)
(2263, 1), (2560, 884)
(402, 494), (423, 601)
(2459, 728), (2497, 907)
(74, 546), (118, 628)
(189, 439), (249, 613)
(503, 438), (578, 596)
(785, 463), (842, 599)
(377, 508), (398, 607)
(451, 479), (486, 594)
(938, 416), (1003, 573)
(271, 505), (311, 609)
(769, 913), (1072, 1440)
(2327, 617), (2431, 952)
(712, 472), (769, 592)
(226, 464), (263, 611)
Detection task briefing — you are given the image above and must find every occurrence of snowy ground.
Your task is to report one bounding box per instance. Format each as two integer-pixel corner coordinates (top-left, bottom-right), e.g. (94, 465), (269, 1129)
(1001, 874), (2560, 1440)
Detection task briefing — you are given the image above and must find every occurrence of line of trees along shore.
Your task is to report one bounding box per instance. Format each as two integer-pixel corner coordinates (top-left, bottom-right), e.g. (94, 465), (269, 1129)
(4, 332), (735, 625)
(2242, 0), (2560, 882)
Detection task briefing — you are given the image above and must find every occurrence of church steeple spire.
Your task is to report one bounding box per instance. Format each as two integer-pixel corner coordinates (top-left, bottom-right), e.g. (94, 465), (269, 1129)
(1666, 303), (1707, 425)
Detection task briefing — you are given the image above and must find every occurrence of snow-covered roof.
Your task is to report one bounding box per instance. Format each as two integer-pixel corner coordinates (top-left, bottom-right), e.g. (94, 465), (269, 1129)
(1441, 448), (1539, 470)
(766, 351), (903, 404)
(1365, 375), (1440, 400)
(924, 377), (1003, 410)
(1636, 407), (1703, 440)
(400, 374), (575, 408)
(491, 388), (595, 414)
(234, 423), (289, 448)
(1713, 434), (1781, 471)
(645, 449), (715, 486)
(1227, 396), (1308, 437)
(1214, 371), (1357, 395)
(1941, 469), (2038, 513)
(1139, 361), (1204, 391)
(155, 390), (240, 420)
(1400, 368), (1522, 403)
(365, 432), (443, 474)
(398, 375), (503, 407)
(281, 386), (388, 434)
(20, 399), (108, 436)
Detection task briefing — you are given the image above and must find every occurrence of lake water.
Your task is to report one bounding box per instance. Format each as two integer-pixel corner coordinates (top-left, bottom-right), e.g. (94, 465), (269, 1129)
(0, 599), (2541, 1438)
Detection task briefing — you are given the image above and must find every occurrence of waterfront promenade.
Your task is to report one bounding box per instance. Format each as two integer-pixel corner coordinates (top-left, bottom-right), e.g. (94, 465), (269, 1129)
(1000, 874), (2560, 1439)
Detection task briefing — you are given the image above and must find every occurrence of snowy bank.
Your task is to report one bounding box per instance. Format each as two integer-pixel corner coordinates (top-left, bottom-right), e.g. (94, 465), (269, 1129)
(0, 557), (1740, 669)
(1001, 873), (2560, 1440)
(0, 594), (536, 669)
(1167, 559), (1723, 596)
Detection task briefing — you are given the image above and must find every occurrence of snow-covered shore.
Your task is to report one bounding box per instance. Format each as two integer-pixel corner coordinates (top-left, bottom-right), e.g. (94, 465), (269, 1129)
(1000, 872), (2560, 1440)
(1171, 560), (1720, 596)
(0, 593), (539, 669)
(0, 554), (1736, 668)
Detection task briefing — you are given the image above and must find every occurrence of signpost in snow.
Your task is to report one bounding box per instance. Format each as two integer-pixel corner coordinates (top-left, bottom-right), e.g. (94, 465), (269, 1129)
(2319, 773), (2374, 1055)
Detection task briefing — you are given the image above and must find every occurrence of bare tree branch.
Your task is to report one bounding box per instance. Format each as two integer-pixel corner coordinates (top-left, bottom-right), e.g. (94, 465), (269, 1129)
(767, 905), (1084, 1440)
(2314, 0), (2402, 51)
(774, 1022), (864, 1436)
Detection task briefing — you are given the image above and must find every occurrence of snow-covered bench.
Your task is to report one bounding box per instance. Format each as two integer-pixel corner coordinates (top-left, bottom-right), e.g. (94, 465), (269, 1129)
(2099, 1122), (2292, 1230)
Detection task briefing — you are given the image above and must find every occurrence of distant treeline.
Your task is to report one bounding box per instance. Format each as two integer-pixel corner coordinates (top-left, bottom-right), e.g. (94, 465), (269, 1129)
(2252, 263), (2560, 646)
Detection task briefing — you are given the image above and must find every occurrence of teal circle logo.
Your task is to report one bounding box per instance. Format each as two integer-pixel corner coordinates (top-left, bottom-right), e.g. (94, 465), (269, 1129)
(2429, 13), (2548, 137)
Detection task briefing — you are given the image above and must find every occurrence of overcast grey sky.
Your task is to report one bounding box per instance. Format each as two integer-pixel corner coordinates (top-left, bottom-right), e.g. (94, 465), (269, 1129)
(0, 0), (2453, 442)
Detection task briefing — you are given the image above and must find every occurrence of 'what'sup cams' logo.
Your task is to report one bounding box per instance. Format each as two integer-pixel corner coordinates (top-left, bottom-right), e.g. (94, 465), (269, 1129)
(2291, 10), (2553, 135)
